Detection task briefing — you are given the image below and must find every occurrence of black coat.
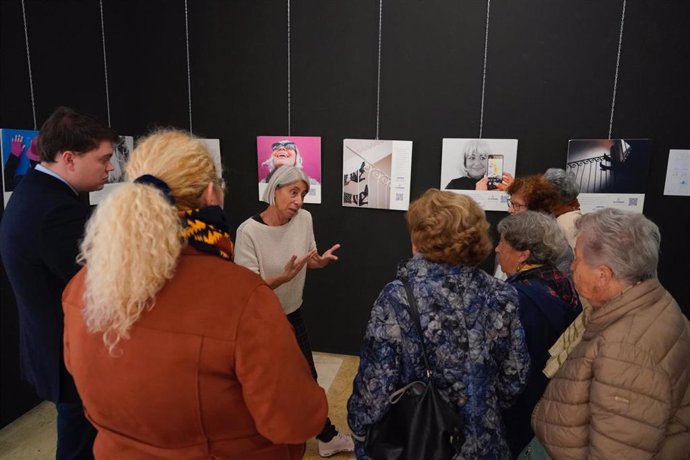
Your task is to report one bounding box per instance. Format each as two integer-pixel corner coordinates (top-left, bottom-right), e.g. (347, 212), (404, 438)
(0, 167), (90, 403)
(502, 266), (582, 457)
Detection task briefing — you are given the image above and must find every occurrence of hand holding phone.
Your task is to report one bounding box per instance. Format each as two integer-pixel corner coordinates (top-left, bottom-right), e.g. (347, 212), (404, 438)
(486, 154), (504, 190)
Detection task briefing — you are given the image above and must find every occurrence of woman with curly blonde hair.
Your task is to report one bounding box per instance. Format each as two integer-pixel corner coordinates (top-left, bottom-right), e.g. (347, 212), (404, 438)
(348, 189), (530, 459)
(62, 129), (327, 459)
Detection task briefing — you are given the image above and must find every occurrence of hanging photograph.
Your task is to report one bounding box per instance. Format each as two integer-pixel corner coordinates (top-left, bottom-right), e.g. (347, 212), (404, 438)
(257, 136), (321, 204)
(663, 149), (690, 197)
(566, 139), (652, 212)
(89, 135), (134, 205)
(1, 128), (40, 205)
(440, 138), (518, 212)
(342, 138), (413, 211)
(198, 138), (223, 179)
(90, 136), (222, 205)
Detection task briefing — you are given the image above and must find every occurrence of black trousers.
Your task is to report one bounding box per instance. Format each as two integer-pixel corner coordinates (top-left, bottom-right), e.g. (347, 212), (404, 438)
(286, 307), (338, 442)
(56, 401), (96, 459)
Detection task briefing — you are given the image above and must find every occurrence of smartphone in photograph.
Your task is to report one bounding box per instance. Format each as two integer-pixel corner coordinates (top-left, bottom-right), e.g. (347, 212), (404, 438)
(487, 154), (504, 190)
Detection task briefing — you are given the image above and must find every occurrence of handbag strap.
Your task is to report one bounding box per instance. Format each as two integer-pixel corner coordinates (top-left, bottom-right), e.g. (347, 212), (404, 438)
(401, 281), (433, 379)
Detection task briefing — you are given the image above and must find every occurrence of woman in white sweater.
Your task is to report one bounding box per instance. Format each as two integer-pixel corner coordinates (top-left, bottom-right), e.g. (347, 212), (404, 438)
(234, 165), (353, 457)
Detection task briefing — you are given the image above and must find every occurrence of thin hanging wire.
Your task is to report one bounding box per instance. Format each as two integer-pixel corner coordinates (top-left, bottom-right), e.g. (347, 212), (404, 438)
(608, 0), (626, 139)
(184, 0), (193, 133)
(99, 0), (111, 126)
(287, 0), (291, 136)
(375, 0), (383, 140)
(479, 0), (491, 138)
(20, 0), (37, 130)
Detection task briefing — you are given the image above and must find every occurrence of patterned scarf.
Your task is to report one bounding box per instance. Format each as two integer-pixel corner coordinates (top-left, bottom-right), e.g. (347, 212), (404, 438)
(508, 265), (590, 378)
(543, 300), (591, 378)
(178, 206), (234, 261)
(509, 265), (581, 311)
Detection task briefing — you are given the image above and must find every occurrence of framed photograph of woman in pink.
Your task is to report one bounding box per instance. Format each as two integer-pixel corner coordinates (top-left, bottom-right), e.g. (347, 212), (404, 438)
(257, 136), (322, 204)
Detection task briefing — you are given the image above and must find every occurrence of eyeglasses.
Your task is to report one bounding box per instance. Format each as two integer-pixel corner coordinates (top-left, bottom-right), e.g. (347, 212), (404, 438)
(467, 154), (488, 161)
(272, 141), (297, 150)
(216, 177), (226, 192)
(507, 198), (527, 210)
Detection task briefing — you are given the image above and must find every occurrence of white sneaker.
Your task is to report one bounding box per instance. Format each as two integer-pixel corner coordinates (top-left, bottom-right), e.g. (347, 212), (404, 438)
(318, 432), (355, 457)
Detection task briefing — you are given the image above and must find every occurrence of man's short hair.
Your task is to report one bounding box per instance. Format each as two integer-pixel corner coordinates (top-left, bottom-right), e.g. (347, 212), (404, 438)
(37, 107), (118, 163)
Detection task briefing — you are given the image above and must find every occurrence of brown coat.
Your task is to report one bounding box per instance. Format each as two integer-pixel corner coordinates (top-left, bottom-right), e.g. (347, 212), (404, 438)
(532, 279), (690, 459)
(63, 247), (328, 459)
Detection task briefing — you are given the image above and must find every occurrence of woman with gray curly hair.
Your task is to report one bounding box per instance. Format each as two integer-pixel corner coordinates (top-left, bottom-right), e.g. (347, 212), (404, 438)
(495, 211), (582, 457)
(543, 167), (581, 249)
(532, 208), (690, 459)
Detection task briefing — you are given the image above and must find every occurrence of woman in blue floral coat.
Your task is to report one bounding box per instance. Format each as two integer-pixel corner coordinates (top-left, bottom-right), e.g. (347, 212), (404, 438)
(347, 189), (530, 459)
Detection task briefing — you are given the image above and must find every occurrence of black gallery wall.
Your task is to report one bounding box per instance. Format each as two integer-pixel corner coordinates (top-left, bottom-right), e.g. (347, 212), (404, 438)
(1, 0), (689, 426)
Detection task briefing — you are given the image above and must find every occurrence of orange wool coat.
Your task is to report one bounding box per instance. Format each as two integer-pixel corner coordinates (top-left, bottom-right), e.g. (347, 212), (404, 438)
(63, 247), (327, 459)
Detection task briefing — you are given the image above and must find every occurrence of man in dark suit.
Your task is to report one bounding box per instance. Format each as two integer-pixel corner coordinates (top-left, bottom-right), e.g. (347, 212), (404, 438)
(0, 107), (117, 459)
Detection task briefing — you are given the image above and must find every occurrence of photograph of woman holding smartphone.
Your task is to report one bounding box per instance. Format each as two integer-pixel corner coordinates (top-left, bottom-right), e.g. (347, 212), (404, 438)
(444, 139), (514, 191)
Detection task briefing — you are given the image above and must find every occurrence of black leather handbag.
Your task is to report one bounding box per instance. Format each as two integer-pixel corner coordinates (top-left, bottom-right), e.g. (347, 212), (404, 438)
(364, 282), (464, 460)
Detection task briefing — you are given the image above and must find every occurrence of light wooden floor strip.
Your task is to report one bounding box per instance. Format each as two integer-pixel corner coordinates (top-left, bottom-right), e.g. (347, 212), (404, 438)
(0, 401), (56, 460)
(305, 352), (358, 459)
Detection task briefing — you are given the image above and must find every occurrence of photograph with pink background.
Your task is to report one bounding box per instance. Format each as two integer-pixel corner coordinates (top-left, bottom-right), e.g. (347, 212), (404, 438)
(256, 136), (321, 182)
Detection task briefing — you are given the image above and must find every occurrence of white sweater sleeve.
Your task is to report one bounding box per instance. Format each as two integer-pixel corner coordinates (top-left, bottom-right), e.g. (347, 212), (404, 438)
(234, 223), (261, 275)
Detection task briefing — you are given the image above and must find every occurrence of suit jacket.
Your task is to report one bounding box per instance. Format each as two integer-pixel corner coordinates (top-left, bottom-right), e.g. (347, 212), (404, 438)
(0, 167), (89, 403)
(63, 246), (328, 459)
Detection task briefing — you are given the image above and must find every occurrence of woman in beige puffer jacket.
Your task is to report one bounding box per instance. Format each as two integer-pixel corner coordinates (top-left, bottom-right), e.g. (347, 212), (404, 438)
(532, 208), (690, 459)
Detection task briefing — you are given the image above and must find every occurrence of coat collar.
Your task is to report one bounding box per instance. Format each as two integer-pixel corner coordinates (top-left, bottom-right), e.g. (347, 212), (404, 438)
(584, 278), (665, 336)
(396, 254), (464, 283)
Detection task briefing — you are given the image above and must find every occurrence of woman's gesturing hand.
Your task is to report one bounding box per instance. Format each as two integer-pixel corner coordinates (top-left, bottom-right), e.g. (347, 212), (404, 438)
(283, 250), (316, 280)
(308, 244), (341, 269)
(264, 250), (316, 289)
